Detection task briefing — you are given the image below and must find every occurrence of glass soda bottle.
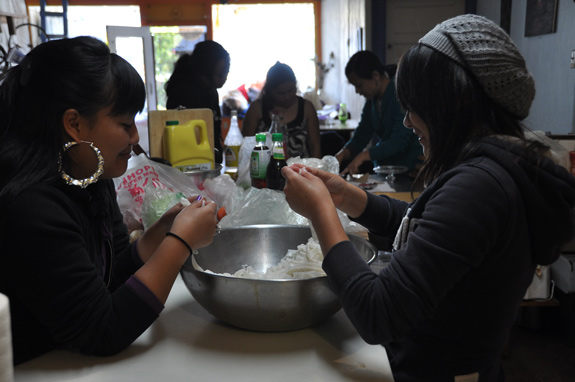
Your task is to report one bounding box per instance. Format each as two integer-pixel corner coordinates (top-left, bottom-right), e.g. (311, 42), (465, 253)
(250, 133), (270, 189)
(269, 111), (288, 158)
(266, 133), (288, 191)
(223, 110), (243, 180)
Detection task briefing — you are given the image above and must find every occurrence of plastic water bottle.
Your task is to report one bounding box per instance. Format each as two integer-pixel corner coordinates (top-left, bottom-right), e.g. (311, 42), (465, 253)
(224, 110), (243, 180)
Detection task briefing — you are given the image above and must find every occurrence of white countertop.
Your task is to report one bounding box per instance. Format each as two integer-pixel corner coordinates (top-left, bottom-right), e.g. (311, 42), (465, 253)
(15, 276), (393, 382)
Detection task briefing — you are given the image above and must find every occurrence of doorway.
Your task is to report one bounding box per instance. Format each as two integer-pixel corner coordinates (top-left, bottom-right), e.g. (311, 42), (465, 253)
(385, 0), (465, 65)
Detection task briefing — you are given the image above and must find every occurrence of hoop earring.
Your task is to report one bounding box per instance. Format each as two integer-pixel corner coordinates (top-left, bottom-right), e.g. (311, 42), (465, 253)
(59, 141), (104, 188)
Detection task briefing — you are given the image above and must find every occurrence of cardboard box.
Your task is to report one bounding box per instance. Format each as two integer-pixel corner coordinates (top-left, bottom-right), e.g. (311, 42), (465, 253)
(551, 254), (575, 294)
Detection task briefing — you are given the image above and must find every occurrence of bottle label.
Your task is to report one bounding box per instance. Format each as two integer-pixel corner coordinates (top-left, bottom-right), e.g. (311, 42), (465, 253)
(272, 146), (285, 160)
(250, 150), (270, 179)
(225, 145), (241, 167)
(176, 163), (212, 172)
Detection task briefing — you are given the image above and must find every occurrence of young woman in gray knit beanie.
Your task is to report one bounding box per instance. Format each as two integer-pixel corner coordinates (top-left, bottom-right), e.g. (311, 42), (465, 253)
(280, 14), (575, 382)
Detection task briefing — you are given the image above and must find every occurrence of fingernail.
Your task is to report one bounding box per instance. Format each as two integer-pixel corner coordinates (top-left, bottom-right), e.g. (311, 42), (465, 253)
(196, 195), (202, 201)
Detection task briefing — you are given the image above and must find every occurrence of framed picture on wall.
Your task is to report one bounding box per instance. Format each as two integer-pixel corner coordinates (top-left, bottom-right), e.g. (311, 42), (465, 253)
(524, 0), (558, 37)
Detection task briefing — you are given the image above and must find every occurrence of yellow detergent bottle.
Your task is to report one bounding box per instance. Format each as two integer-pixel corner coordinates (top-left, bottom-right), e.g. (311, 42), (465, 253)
(163, 119), (214, 172)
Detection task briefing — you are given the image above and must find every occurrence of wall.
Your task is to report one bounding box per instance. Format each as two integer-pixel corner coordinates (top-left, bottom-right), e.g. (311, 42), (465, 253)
(510, 1), (575, 134)
(320, 0), (366, 121)
(475, 0), (575, 135)
(322, 0), (575, 136)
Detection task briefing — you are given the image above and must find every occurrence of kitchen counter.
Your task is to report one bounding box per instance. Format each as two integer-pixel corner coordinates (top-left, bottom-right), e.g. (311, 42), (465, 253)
(15, 276), (394, 382)
(348, 173), (420, 202)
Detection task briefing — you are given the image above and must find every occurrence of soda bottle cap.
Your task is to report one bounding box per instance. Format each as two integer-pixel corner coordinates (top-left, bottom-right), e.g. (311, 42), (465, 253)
(255, 133), (267, 142)
(271, 133), (283, 141)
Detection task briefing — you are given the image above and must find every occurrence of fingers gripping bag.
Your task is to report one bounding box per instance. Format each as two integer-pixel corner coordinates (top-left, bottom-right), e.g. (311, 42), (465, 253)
(113, 154), (203, 232)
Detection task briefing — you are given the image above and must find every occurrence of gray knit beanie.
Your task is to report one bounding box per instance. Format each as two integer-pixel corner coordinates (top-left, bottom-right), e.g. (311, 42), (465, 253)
(419, 14), (535, 120)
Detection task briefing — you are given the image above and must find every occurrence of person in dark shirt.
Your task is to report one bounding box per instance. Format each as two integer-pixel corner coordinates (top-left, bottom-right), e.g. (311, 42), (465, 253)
(165, 40), (231, 164)
(242, 61), (321, 159)
(336, 51), (422, 175)
(0, 36), (218, 364)
(281, 15), (575, 381)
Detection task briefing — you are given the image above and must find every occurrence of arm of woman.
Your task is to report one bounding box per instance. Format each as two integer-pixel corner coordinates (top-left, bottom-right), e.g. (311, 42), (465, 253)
(134, 198), (217, 303)
(343, 101), (374, 155)
(335, 146), (352, 164)
(241, 100), (262, 137)
(343, 149), (371, 175)
(304, 100), (322, 158)
(1, 187), (213, 361)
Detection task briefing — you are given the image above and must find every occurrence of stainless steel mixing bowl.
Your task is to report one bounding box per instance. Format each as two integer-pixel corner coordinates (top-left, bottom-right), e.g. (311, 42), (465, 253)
(180, 224), (377, 332)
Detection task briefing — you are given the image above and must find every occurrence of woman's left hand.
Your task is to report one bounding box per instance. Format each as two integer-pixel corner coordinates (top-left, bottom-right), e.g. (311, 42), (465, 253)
(153, 195), (200, 233)
(282, 165), (335, 220)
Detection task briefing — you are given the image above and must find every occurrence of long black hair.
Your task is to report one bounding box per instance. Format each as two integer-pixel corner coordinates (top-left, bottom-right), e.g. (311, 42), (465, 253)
(164, 40), (230, 94)
(345, 50), (397, 80)
(260, 61), (297, 112)
(0, 36), (145, 212)
(395, 44), (527, 186)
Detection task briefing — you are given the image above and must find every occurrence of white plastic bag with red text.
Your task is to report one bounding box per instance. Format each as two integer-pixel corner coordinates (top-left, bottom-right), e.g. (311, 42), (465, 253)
(113, 154), (201, 232)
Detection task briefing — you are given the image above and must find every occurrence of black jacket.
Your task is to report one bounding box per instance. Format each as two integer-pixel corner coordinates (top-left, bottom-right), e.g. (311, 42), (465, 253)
(0, 180), (161, 364)
(324, 136), (575, 381)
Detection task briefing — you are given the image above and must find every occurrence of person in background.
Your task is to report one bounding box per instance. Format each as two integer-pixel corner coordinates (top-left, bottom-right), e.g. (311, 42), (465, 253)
(242, 62), (321, 159)
(0, 36), (218, 364)
(165, 40), (230, 164)
(336, 51), (422, 175)
(281, 15), (575, 381)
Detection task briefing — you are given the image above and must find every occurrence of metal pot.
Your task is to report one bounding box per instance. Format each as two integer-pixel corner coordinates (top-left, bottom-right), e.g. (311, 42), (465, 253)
(180, 224), (377, 332)
(184, 164), (223, 189)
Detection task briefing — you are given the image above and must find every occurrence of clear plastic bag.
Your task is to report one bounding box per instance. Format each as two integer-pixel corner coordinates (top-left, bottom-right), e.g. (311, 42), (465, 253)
(287, 155), (340, 174)
(201, 173), (366, 233)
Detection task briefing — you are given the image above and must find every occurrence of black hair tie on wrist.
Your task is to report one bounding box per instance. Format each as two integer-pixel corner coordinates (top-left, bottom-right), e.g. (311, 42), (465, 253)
(166, 232), (192, 254)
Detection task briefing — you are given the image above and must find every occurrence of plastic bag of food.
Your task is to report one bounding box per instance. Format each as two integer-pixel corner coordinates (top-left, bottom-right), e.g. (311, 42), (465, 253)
(113, 154), (202, 231)
(141, 188), (187, 230)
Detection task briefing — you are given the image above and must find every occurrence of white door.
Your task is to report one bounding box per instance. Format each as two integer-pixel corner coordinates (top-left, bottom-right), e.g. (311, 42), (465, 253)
(107, 25), (157, 111)
(106, 26), (156, 153)
(385, 0), (465, 64)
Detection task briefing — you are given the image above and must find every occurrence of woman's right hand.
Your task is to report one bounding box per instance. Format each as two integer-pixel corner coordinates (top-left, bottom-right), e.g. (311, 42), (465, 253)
(170, 198), (218, 250)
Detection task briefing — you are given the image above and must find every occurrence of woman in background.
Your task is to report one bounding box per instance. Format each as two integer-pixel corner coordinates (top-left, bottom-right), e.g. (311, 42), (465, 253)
(281, 15), (575, 381)
(242, 62), (321, 159)
(0, 36), (217, 364)
(165, 40), (230, 163)
(336, 51), (422, 175)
